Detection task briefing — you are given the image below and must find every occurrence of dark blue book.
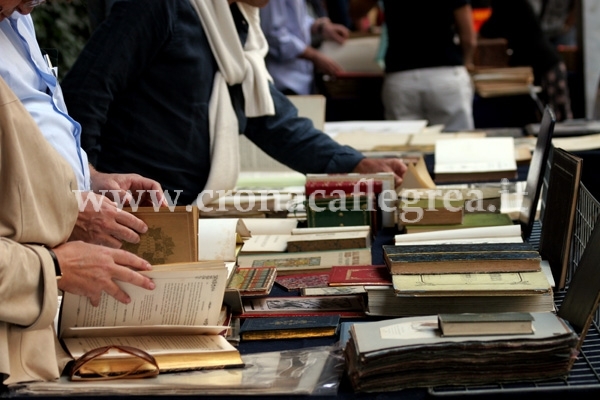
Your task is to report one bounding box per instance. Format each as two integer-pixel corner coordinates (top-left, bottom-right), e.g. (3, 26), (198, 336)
(240, 315), (340, 341)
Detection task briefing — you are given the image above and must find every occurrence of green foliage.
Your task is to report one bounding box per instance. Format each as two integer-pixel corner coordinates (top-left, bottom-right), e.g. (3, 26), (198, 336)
(31, 0), (91, 81)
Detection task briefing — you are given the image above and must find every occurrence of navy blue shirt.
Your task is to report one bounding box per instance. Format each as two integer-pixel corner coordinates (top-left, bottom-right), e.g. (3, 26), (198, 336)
(62, 0), (364, 205)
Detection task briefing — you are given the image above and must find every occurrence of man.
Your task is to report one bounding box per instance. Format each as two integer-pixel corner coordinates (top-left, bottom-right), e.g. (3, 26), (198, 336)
(0, 75), (156, 385)
(0, 0), (167, 249)
(260, 0), (349, 95)
(62, 0), (407, 208)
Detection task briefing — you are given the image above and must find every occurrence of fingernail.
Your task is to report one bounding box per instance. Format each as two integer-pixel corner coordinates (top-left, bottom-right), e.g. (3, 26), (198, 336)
(148, 281), (156, 290)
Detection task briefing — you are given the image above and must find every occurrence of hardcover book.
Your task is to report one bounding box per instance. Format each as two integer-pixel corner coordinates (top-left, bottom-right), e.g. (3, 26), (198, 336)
(286, 229), (371, 252)
(437, 312), (534, 337)
(397, 197), (464, 226)
(59, 261), (244, 376)
(240, 295), (366, 318)
(403, 212), (513, 234)
(382, 242), (541, 275)
(391, 268), (552, 297)
(226, 266), (277, 297)
(120, 206), (199, 264)
(328, 265), (392, 286)
(275, 272), (331, 291)
(539, 147), (583, 290)
(239, 315), (340, 340)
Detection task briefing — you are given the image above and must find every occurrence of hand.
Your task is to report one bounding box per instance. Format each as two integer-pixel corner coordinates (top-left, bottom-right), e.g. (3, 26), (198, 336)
(322, 22), (350, 44)
(305, 47), (344, 76)
(90, 170), (167, 207)
(69, 191), (148, 248)
(54, 241), (155, 306)
(352, 158), (408, 188)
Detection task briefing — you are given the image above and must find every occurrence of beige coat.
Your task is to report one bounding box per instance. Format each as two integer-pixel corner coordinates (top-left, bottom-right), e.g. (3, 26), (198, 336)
(0, 77), (78, 385)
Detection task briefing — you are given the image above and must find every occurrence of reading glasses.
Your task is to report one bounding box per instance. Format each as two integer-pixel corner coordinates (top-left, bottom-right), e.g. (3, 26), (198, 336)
(70, 345), (160, 381)
(0, 0), (45, 14)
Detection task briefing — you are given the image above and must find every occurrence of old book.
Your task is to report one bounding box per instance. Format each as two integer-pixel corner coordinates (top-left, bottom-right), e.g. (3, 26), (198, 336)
(226, 266), (277, 297)
(237, 248), (372, 276)
(397, 197), (464, 226)
(364, 286), (555, 316)
(328, 265), (391, 286)
(240, 295), (366, 318)
(394, 224), (523, 246)
(539, 147), (583, 290)
(471, 66), (534, 97)
(403, 212), (514, 234)
(437, 312), (534, 337)
(383, 242), (541, 275)
(344, 312), (578, 392)
(396, 155), (436, 190)
(239, 315), (340, 341)
(275, 272), (331, 291)
(433, 137), (518, 184)
(304, 193), (375, 229)
(198, 218), (251, 262)
(59, 261), (244, 375)
(120, 206), (198, 264)
(286, 229), (371, 252)
(391, 268), (552, 297)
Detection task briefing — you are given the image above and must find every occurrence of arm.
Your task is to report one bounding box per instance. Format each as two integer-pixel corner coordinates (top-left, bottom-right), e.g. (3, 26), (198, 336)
(454, 3), (477, 71)
(349, 0), (379, 24)
(244, 85), (407, 186)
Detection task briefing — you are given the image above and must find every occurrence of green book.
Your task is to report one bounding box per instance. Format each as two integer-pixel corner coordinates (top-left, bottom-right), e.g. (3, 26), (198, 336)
(404, 212), (513, 234)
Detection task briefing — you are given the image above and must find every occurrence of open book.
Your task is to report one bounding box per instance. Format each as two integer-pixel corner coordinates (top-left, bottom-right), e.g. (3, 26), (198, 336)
(59, 261), (244, 376)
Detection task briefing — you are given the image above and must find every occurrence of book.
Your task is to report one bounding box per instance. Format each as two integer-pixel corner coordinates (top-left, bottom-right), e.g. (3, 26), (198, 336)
(344, 312), (578, 392)
(58, 261), (244, 375)
(403, 212), (514, 234)
(396, 155), (436, 190)
(539, 147), (583, 290)
(304, 193), (375, 229)
(391, 268), (552, 297)
(237, 248), (372, 276)
(120, 206), (199, 264)
(364, 286), (555, 316)
(397, 197), (464, 226)
(275, 272), (331, 291)
(286, 229), (371, 252)
(240, 295), (366, 318)
(226, 266), (277, 297)
(433, 137), (518, 184)
(394, 224), (523, 246)
(471, 66), (534, 97)
(328, 265), (391, 286)
(239, 315), (340, 341)
(198, 218), (251, 262)
(437, 312), (534, 337)
(382, 242), (541, 275)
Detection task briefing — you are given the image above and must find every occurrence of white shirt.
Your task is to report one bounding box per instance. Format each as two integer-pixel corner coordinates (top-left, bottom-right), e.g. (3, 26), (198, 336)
(0, 13), (90, 190)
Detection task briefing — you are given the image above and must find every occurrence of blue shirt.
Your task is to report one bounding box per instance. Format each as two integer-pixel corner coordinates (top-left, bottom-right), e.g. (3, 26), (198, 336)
(0, 13), (90, 190)
(260, 0), (315, 95)
(62, 0), (363, 205)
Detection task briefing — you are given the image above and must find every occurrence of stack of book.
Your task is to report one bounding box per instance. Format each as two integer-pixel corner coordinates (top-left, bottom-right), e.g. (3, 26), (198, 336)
(366, 242), (555, 317)
(344, 312), (578, 392)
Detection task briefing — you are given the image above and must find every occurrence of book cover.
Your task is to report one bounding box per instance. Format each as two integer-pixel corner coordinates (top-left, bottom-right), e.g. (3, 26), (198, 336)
(275, 272), (331, 291)
(539, 147), (582, 290)
(391, 268), (552, 297)
(226, 266), (277, 297)
(240, 295), (366, 318)
(239, 315), (340, 340)
(403, 212), (513, 234)
(383, 242), (541, 275)
(438, 312), (534, 336)
(120, 206), (198, 264)
(398, 197), (464, 226)
(328, 265), (391, 286)
(286, 229), (371, 252)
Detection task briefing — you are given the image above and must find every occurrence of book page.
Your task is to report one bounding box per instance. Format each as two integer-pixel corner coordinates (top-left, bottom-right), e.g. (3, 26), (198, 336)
(242, 218), (298, 235)
(394, 225), (522, 244)
(62, 333), (234, 359)
(60, 267), (228, 337)
(198, 219), (250, 261)
(434, 137), (517, 174)
(241, 234), (290, 253)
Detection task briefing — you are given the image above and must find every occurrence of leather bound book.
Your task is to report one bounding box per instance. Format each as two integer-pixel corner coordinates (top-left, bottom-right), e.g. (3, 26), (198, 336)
(239, 315), (340, 340)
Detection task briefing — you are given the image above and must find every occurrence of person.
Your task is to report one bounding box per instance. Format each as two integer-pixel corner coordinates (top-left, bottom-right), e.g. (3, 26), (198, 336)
(479, 0), (573, 122)
(0, 75), (157, 386)
(350, 0), (477, 131)
(0, 0), (168, 250)
(527, 0), (578, 47)
(61, 0), (407, 209)
(259, 0), (349, 95)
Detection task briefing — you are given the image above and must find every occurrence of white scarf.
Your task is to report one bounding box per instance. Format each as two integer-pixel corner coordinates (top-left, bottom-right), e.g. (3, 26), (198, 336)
(189, 0), (275, 206)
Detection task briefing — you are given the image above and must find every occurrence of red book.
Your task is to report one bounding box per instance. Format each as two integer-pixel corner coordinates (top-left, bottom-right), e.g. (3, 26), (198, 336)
(305, 180), (383, 196)
(328, 265), (392, 286)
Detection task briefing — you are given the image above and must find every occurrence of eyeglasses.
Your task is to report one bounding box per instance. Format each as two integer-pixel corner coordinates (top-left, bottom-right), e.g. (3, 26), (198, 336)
(70, 345), (160, 381)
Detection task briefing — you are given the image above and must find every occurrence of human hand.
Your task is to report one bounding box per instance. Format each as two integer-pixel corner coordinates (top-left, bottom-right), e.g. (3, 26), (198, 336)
(322, 21), (350, 44)
(54, 241), (155, 306)
(352, 158), (408, 188)
(90, 170), (167, 207)
(69, 191), (148, 248)
(310, 50), (344, 76)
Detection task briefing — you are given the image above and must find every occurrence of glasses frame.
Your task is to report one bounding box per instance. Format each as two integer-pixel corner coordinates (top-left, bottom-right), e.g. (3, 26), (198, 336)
(24, 0), (46, 7)
(70, 345), (160, 381)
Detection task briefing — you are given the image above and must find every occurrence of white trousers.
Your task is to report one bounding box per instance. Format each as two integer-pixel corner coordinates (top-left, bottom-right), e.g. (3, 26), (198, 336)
(382, 66), (474, 131)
